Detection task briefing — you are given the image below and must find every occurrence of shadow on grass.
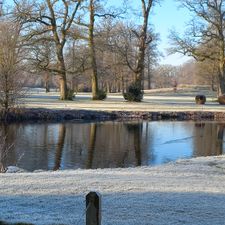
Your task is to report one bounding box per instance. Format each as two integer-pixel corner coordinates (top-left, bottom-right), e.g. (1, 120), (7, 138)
(0, 222), (34, 225)
(0, 191), (225, 225)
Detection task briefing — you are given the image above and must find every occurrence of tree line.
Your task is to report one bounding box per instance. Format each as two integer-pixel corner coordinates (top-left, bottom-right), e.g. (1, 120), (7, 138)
(1, 0), (225, 112)
(0, 0), (159, 107)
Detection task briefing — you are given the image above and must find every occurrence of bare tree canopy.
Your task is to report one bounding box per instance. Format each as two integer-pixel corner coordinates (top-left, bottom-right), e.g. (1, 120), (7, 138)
(169, 0), (225, 95)
(0, 21), (25, 112)
(14, 0), (83, 100)
(0, 0), (161, 103)
(133, 0), (155, 89)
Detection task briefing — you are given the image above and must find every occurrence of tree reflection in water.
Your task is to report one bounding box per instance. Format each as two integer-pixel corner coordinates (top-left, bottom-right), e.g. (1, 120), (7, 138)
(86, 123), (97, 169)
(0, 124), (16, 172)
(125, 123), (143, 166)
(0, 121), (225, 171)
(53, 124), (66, 171)
(194, 123), (225, 156)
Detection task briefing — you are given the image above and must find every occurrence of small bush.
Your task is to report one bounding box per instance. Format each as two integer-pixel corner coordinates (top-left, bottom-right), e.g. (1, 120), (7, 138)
(93, 89), (107, 100)
(66, 89), (75, 100)
(123, 83), (143, 102)
(218, 95), (225, 105)
(195, 95), (206, 104)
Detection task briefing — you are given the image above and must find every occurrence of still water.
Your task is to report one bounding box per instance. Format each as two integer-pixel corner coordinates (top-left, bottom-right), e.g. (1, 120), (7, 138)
(0, 121), (224, 171)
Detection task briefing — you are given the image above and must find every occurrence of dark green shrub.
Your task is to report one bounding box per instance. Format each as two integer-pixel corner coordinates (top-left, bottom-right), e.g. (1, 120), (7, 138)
(93, 89), (107, 100)
(66, 89), (75, 100)
(195, 95), (206, 104)
(123, 83), (143, 102)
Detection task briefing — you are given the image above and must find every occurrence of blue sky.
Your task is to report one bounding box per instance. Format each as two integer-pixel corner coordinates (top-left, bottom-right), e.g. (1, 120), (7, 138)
(151, 0), (192, 65)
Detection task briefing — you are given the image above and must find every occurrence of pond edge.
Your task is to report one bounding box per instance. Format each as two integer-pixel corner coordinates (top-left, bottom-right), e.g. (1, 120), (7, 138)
(1, 108), (225, 122)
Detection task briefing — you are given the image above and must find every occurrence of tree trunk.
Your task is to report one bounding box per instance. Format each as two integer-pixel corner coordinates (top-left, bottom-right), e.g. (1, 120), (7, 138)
(210, 75), (215, 92)
(59, 76), (67, 100)
(56, 42), (68, 100)
(218, 61), (225, 96)
(89, 0), (99, 100)
(134, 1), (151, 90)
(45, 81), (50, 93)
(44, 72), (50, 93)
(135, 37), (146, 89)
(147, 54), (151, 89)
(217, 32), (225, 96)
(106, 82), (111, 93)
(3, 73), (9, 112)
(121, 75), (125, 94)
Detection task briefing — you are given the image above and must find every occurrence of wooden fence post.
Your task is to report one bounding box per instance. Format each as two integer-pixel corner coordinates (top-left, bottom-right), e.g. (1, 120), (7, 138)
(86, 191), (101, 225)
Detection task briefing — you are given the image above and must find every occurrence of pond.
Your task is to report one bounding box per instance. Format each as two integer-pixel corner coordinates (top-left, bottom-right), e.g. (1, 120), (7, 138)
(0, 121), (225, 171)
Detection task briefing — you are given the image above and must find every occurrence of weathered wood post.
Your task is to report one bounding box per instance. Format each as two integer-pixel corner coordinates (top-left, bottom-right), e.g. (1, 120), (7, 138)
(86, 191), (101, 225)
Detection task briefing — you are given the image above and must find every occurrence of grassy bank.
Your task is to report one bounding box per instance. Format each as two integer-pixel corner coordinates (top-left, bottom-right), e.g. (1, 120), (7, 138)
(0, 86), (224, 122)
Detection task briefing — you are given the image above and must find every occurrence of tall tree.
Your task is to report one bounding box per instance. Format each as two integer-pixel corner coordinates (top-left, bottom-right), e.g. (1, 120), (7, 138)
(86, 0), (118, 99)
(169, 0), (225, 95)
(133, 0), (154, 89)
(14, 0), (83, 100)
(89, 0), (99, 99)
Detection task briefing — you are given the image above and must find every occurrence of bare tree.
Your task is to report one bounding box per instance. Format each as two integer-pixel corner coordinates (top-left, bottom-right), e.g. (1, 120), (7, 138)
(153, 64), (177, 88)
(169, 0), (225, 95)
(28, 39), (55, 92)
(105, 1), (157, 101)
(27, 0), (158, 97)
(14, 0), (83, 100)
(83, 0), (119, 99)
(176, 60), (197, 85)
(133, 0), (155, 89)
(65, 40), (91, 91)
(0, 21), (25, 113)
(195, 59), (218, 91)
(94, 19), (131, 93)
(89, 0), (100, 99)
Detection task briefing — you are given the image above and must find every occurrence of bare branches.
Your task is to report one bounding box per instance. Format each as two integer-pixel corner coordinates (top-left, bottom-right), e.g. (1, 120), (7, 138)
(0, 21), (25, 112)
(171, 0), (225, 94)
(169, 0), (225, 60)
(14, 0), (84, 100)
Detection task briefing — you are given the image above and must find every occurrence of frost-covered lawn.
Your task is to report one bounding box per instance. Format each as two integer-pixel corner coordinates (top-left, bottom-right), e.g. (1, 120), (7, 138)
(23, 87), (225, 112)
(1, 156), (225, 225)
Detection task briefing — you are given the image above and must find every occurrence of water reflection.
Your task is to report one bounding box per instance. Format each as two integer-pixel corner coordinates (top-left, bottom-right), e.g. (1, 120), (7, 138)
(193, 123), (224, 156)
(0, 121), (225, 171)
(53, 124), (66, 171)
(86, 123), (97, 169)
(0, 124), (16, 171)
(125, 123), (142, 166)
